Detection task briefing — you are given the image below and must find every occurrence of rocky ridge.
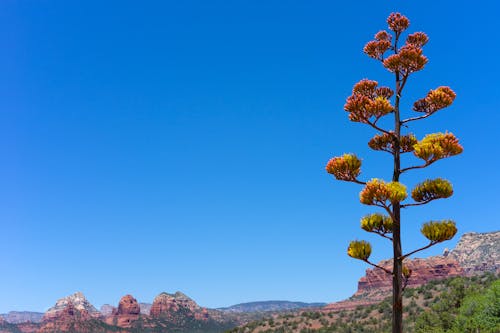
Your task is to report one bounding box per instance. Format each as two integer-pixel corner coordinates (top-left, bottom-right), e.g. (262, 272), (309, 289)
(43, 292), (100, 321)
(219, 301), (327, 313)
(324, 231), (499, 311)
(445, 231), (500, 275)
(0, 312), (43, 324)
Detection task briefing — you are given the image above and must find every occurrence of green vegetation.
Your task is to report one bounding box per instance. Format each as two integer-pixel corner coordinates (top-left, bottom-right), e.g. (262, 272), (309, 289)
(228, 274), (499, 333)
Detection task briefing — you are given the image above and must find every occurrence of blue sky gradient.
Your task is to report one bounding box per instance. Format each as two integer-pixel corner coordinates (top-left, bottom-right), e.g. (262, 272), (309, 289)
(1, 1), (499, 312)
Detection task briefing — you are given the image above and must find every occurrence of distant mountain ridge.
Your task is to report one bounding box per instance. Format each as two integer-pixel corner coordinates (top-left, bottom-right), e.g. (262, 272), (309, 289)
(1, 230), (498, 333)
(0, 311), (43, 324)
(219, 301), (327, 313)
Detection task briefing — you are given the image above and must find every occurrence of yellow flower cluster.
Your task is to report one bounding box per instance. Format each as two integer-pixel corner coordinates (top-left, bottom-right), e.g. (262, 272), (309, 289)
(325, 153), (362, 182)
(413, 132), (463, 163)
(421, 220), (457, 243)
(412, 178), (453, 202)
(402, 265), (412, 278)
(347, 240), (372, 261)
(360, 213), (393, 234)
(360, 179), (407, 205)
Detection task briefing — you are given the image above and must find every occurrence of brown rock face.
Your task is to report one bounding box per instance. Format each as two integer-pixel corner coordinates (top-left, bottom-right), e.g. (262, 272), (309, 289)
(105, 295), (140, 328)
(150, 292), (209, 321)
(117, 295), (140, 315)
(356, 256), (463, 295)
(325, 231), (500, 312)
(39, 303), (93, 333)
(324, 257), (463, 312)
(43, 292), (100, 321)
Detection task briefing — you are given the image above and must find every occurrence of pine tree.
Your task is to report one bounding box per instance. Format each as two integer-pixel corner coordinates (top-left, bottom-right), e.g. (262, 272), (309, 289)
(326, 13), (463, 333)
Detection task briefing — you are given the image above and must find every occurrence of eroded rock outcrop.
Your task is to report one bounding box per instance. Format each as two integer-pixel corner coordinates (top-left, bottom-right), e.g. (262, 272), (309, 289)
(43, 292), (100, 321)
(104, 295), (140, 328)
(445, 231), (500, 275)
(355, 256), (463, 295)
(324, 231), (499, 312)
(150, 292), (210, 321)
(39, 303), (93, 333)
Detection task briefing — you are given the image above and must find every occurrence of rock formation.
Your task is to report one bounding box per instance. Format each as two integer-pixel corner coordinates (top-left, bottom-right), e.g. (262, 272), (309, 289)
(324, 230), (499, 311)
(445, 231), (500, 275)
(39, 303), (92, 333)
(150, 291), (210, 321)
(104, 295), (141, 328)
(43, 292), (100, 321)
(355, 256), (463, 295)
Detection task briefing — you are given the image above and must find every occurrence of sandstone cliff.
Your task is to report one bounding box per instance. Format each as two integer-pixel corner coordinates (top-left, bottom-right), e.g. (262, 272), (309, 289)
(43, 292), (100, 321)
(104, 295), (140, 328)
(324, 230), (499, 311)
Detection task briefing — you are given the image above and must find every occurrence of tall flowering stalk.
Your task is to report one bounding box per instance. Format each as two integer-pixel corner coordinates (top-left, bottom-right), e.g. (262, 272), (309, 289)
(326, 13), (463, 333)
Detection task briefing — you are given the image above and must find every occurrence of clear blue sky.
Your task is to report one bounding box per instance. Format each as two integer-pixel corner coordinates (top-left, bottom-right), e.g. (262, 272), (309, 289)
(1, 1), (499, 313)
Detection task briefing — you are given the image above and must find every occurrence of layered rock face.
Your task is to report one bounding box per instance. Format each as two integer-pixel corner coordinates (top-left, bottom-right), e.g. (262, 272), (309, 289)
(104, 295), (140, 328)
(445, 231), (500, 275)
(355, 256), (463, 295)
(43, 292), (100, 321)
(150, 291), (210, 321)
(325, 231), (499, 311)
(39, 303), (93, 333)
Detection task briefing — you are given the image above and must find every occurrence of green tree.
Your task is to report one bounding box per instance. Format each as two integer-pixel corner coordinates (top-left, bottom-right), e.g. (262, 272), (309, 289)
(453, 280), (500, 333)
(326, 13), (463, 333)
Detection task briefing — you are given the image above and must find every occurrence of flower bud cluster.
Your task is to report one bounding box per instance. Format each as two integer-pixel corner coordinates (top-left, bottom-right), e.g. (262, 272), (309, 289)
(413, 87), (456, 114)
(361, 213), (393, 234)
(347, 240), (372, 261)
(413, 132), (463, 163)
(360, 179), (407, 205)
(325, 153), (362, 182)
(344, 79), (394, 123)
(421, 220), (457, 243)
(411, 178), (453, 202)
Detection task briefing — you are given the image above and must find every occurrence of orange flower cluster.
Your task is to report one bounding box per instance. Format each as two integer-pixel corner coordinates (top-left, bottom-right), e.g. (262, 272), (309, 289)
(368, 132), (417, 153)
(383, 45), (428, 75)
(413, 132), (463, 163)
(359, 179), (407, 206)
(325, 153), (362, 182)
(387, 13), (410, 33)
(344, 79), (394, 123)
(411, 178), (453, 203)
(406, 32), (429, 48)
(421, 220), (457, 243)
(413, 86), (456, 114)
(364, 30), (392, 60)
